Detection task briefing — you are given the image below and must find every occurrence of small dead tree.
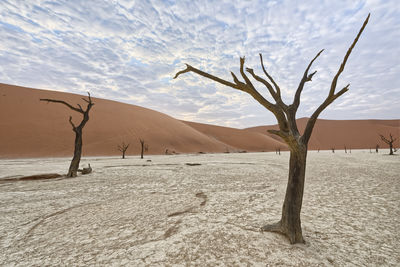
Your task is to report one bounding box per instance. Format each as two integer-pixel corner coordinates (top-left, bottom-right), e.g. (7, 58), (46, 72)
(174, 15), (369, 244)
(117, 142), (130, 159)
(379, 134), (397, 155)
(332, 147), (335, 153)
(40, 93), (94, 177)
(139, 139), (145, 159)
(376, 144), (379, 153)
(344, 145), (347, 153)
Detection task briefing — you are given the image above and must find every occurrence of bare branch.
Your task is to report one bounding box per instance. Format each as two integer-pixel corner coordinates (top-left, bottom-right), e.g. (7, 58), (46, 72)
(40, 98), (83, 114)
(267, 129), (288, 139)
(380, 134), (396, 144)
(301, 14), (369, 144)
(239, 57), (256, 92)
(230, 72), (247, 92)
(292, 49), (324, 109)
(77, 104), (84, 112)
(174, 61), (278, 114)
(301, 84), (350, 143)
(329, 13), (370, 96)
(68, 116), (76, 129)
(246, 68), (276, 99)
(117, 142), (130, 152)
(260, 53), (281, 97)
(174, 64), (239, 89)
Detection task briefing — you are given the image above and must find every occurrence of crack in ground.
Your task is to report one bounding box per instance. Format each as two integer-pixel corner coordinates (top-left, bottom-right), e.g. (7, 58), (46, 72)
(167, 192), (208, 217)
(164, 219), (182, 239)
(23, 203), (96, 239)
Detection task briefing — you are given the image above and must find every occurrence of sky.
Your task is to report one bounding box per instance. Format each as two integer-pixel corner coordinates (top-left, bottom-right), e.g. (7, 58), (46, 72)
(0, 0), (399, 128)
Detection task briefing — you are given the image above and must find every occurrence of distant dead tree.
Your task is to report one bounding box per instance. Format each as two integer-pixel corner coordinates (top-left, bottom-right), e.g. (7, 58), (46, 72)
(276, 147), (281, 155)
(174, 15), (369, 243)
(40, 93), (94, 177)
(139, 139), (145, 159)
(376, 144), (379, 153)
(332, 147), (335, 153)
(344, 145), (347, 153)
(117, 142), (130, 159)
(379, 134), (397, 155)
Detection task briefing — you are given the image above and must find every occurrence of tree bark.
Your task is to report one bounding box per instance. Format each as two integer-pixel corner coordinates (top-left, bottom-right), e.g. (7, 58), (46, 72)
(140, 139), (145, 159)
(261, 143), (307, 244)
(68, 128), (83, 177)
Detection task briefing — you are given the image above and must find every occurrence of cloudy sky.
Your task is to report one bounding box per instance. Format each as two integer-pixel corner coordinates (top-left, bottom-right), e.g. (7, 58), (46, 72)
(0, 0), (399, 128)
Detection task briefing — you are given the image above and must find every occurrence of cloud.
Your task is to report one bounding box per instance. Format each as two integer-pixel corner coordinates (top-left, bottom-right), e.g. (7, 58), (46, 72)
(0, 0), (399, 127)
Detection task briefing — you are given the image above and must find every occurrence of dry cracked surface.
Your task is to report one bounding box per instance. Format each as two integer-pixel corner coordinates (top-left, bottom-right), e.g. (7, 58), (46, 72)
(0, 151), (399, 266)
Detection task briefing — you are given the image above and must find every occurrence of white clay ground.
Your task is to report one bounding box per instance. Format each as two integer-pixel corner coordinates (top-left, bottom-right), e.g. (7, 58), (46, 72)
(0, 151), (399, 266)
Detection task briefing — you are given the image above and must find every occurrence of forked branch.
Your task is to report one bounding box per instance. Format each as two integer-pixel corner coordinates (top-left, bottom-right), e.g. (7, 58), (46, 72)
(292, 49), (324, 109)
(380, 134), (397, 144)
(174, 60), (278, 114)
(40, 92), (94, 114)
(301, 13), (370, 144)
(259, 53), (281, 98)
(40, 98), (83, 113)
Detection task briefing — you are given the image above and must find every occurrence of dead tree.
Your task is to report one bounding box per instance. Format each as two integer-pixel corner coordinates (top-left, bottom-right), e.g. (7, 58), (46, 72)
(376, 144), (379, 153)
(40, 93), (94, 177)
(379, 134), (397, 155)
(332, 147), (335, 153)
(344, 145), (347, 153)
(139, 139), (145, 159)
(174, 15), (369, 244)
(117, 142), (130, 159)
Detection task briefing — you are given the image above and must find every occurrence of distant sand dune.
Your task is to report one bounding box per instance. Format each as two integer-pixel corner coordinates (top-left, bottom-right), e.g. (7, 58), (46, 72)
(0, 83), (398, 158)
(247, 118), (399, 150)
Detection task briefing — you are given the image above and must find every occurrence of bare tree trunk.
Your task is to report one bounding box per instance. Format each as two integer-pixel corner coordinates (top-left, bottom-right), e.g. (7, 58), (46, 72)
(262, 144), (306, 244)
(140, 139), (145, 159)
(67, 128), (83, 177)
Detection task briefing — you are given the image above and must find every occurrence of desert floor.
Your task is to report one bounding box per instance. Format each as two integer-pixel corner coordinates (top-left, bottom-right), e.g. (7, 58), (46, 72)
(0, 151), (399, 266)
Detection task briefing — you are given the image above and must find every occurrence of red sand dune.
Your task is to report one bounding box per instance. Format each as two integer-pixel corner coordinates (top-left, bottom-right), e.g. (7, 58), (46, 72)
(0, 83), (398, 158)
(0, 84), (283, 158)
(182, 121), (287, 152)
(247, 118), (400, 151)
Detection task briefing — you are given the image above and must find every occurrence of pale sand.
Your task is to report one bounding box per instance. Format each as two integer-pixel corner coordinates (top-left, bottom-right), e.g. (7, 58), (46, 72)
(0, 151), (399, 266)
